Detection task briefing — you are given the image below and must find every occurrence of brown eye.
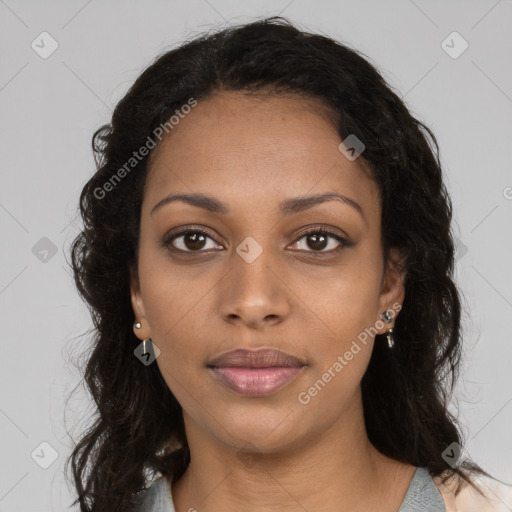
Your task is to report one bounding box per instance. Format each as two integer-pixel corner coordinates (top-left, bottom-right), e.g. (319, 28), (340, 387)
(305, 232), (329, 251)
(290, 229), (350, 253)
(164, 229), (223, 253)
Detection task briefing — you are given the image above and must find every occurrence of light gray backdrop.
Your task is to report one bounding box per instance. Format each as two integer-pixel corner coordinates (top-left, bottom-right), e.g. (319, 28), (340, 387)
(1, 0), (511, 510)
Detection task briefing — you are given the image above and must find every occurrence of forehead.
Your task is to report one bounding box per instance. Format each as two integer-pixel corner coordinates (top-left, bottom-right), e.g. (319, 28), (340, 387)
(143, 91), (379, 219)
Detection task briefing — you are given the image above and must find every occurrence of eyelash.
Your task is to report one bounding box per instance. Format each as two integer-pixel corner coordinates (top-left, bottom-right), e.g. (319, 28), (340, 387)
(162, 226), (351, 257)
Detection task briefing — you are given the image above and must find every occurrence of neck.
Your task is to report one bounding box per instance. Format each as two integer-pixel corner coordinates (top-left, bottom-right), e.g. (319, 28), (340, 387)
(171, 391), (416, 512)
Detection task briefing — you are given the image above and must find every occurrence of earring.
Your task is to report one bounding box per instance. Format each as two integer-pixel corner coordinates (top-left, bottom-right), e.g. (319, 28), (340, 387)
(385, 327), (394, 349)
(381, 310), (395, 349)
(142, 337), (153, 355)
(133, 321), (154, 360)
(381, 310), (393, 323)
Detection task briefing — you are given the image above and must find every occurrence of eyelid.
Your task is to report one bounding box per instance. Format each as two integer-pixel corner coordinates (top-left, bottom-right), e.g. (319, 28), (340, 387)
(293, 224), (350, 242)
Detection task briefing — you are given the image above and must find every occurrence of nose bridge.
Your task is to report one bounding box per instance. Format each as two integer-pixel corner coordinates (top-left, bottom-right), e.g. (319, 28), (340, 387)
(231, 235), (277, 295)
(218, 235), (289, 325)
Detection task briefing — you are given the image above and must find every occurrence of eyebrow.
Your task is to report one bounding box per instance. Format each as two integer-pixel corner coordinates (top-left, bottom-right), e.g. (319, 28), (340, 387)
(150, 191), (365, 222)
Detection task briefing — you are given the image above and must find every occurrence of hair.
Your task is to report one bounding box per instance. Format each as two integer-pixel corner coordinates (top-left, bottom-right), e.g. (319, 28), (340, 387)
(66, 15), (500, 511)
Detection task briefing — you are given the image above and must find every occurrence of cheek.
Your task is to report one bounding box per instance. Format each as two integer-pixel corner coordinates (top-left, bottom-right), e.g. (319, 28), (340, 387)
(294, 258), (381, 390)
(292, 261), (381, 344)
(296, 330), (374, 420)
(137, 255), (222, 374)
(320, 302), (378, 379)
(138, 246), (210, 341)
(150, 315), (208, 417)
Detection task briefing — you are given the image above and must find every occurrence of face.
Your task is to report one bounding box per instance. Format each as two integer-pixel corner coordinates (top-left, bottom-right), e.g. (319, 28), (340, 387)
(130, 90), (405, 455)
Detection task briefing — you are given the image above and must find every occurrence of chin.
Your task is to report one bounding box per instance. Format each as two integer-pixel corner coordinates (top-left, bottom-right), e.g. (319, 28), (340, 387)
(209, 407), (307, 453)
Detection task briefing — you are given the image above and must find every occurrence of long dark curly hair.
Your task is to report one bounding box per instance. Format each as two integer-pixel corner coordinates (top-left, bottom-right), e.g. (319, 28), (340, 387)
(66, 15), (497, 511)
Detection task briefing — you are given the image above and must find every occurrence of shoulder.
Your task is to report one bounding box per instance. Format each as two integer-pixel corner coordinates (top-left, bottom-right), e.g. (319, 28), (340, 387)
(433, 471), (512, 512)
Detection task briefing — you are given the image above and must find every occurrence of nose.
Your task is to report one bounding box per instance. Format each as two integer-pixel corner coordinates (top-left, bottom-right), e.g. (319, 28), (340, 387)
(218, 250), (291, 330)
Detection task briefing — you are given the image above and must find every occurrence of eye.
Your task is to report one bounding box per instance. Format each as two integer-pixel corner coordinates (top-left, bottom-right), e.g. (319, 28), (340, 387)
(289, 228), (351, 254)
(162, 226), (351, 256)
(162, 228), (224, 253)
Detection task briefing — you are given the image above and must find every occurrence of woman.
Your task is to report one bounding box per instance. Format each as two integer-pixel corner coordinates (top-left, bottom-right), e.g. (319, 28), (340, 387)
(67, 16), (509, 512)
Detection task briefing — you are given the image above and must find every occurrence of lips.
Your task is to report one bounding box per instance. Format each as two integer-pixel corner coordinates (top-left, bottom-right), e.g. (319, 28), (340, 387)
(207, 348), (306, 397)
(208, 348), (305, 368)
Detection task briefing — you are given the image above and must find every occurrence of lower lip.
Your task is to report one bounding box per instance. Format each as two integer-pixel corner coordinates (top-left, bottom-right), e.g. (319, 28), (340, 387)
(210, 366), (304, 397)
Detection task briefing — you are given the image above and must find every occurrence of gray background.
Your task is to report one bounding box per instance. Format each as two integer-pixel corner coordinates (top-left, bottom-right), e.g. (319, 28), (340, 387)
(1, 0), (511, 509)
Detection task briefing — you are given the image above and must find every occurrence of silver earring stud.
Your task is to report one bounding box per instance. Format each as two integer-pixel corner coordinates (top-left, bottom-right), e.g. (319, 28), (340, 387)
(381, 310), (393, 323)
(134, 321), (142, 329)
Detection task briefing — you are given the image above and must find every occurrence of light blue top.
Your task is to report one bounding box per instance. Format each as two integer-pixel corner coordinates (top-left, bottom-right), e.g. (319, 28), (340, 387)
(135, 466), (446, 511)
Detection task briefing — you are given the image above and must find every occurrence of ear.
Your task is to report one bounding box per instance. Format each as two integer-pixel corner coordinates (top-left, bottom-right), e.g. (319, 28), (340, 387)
(376, 247), (406, 334)
(130, 265), (151, 341)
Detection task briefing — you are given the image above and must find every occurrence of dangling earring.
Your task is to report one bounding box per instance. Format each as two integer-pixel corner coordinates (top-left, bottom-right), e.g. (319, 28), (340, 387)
(134, 321), (153, 353)
(381, 310), (395, 349)
(132, 321), (157, 364)
(142, 337), (153, 354)
(385, 327), (394, 349)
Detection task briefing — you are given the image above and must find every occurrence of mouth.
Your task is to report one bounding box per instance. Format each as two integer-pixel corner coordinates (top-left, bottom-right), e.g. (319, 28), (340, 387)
(207, 348), (306, 397)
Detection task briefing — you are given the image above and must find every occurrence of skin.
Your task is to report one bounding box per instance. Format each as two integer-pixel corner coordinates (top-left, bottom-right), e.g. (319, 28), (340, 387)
(130, 90), (415, 511)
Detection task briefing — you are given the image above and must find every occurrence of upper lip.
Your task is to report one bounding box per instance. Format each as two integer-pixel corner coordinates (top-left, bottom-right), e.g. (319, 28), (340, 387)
(208, 348), (306, 368)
